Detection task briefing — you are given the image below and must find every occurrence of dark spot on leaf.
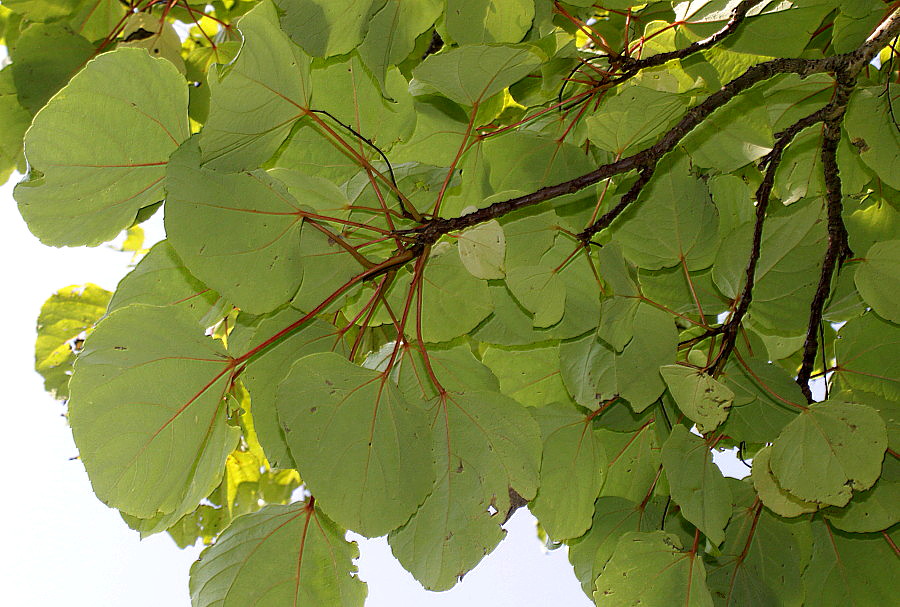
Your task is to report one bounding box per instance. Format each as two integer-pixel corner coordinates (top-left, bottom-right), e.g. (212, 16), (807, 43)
(114, 346), (127, 351)
(309, 406), (317, 413)
(124, 27), (154, 42)
(851, 137), (870, 153)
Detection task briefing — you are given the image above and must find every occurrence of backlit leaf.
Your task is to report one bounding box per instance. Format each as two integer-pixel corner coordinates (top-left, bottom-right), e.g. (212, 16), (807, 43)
(661, 425), (732, 545)
(16, 48), (188, 246)
(68, 304), (239, 518)
(594, 531), (715, 607)
(770, 400), (888, 507)
(189, 502), (366, 606)
(277, 352), (434, 537)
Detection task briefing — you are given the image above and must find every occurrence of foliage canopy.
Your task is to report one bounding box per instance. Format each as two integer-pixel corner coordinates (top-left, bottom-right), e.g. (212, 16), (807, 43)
(6, 0), (900, 604)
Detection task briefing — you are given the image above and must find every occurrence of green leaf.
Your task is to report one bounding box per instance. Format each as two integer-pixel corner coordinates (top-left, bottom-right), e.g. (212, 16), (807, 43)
(275, 0), (384, 58)
(595, 242), (639, 297)
(189, 502), (366, 606)
(457, 219), (506, 279)
(0, 67), (31, 181)
(845, 85), (900, 190)
(506, 264), (566, 327)
(68, 305), (240, 518)
(598, 423), (661, 502)
(823, 456), (900, 533)
(854, 240), (900, 323)
(587, 84), (689, 156)
(660, 365), (734, 434)
(597, 296), (640, 352)
(594, 531), (715, 607)
(412, 43), (543, 106)
(752, 445), (820, 518)
(446, 0), (535, 45)
(769, 401), (888, 507)
(15, 48), (189, 246)
(10, 23), (93, 113)
(276, 352), (434, 537)
(310, 52), (415, 151)
(833, 313), (900, 401)
(719, 357), (803, 444)
(200, 0), (312, 170)
(713, 200), (826, 335)
(564, 303), (677, 412)
(482, 343), (573, 407)
(167, 139), (351, 315)
(388, 389), (541, 590)
(610, 156), (720, 271)
(358, 0), (442, 92)
(403, 243), (493, 342)
(684, 91), (773, 173)
(35, 283), (111, 400)
(660, 425), (732, 545)
(106, 241), (228, 325)
(706, 485), (807, 607)
(228, 308), (346, 469)
(530, 403), (607, 540)
(802, 520), (897, 606)
(567, 496), (672, 596)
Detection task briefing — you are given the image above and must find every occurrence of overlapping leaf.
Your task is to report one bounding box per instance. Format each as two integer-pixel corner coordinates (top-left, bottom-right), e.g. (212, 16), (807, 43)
(35, 283), (111, 400)
(16, 48), (189, 246)
(200, 0), (312, 170)
(769, 400), (887, 507)
(388, 389), (541, 590)
(276, 352), (434, 537)
(529, 403), (607, 540)
(68, 304), (240, 519)
(594, 531), (715, 606)
(660, 425), (732, 545)
(190, 502), (366, 606)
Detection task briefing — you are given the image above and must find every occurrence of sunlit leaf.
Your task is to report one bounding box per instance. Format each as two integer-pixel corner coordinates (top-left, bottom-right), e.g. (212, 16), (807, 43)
(35, 283), (111, 400)
(770, 400), (888, 507)
(16, 48), (188, 246)
(68, 304), (239, 518)
(594, 531), (715, 607)
(854, 240), (900, 323)
(190, 502), (366, 606)
(277, 352), (433, 537)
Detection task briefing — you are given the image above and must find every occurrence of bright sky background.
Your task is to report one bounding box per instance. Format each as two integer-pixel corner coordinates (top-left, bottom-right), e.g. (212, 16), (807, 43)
(1, 174), (597, 606)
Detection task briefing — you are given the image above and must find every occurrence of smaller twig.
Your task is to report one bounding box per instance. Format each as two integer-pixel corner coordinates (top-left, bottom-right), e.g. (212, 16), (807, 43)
(577, 164), (655, 244)
(617, 1), (763, 73)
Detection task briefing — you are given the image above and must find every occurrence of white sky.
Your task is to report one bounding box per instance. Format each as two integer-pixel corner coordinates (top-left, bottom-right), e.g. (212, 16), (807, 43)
(0, 175), (594, 606)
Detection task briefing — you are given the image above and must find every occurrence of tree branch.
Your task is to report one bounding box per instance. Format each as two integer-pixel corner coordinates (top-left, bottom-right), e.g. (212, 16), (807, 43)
(618, 0), (764, 72)
(395, 9), (900, 264)
(795, 97), (856, 401)
(710, 108), (830, 376)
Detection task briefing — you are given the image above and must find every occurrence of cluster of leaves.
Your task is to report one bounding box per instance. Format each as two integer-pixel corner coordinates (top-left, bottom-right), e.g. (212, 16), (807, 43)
(8, 0), (900, 604)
